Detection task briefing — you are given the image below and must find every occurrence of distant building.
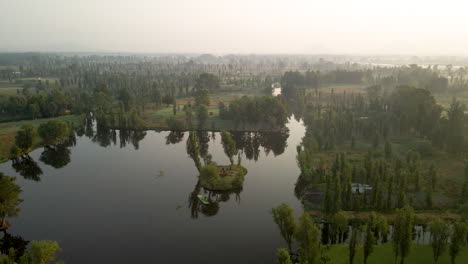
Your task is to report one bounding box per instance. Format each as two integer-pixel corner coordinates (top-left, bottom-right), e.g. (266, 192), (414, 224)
(351, 183), (372, 194)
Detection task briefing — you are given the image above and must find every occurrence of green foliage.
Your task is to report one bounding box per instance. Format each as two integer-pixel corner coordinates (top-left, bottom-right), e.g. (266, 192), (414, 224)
(194, 73), (220, 92)
(349, 225), (360, 264)
(364, 222), (376, 264)
(271, 203), (297, 252)
(9, 145), (21, 159)
(194, 89), (210, 106)
(0, 173), (23, 226)
(195, 105), (209, 129)
(166, 116), (185, 131)
(220, 96), (289, 128)
(385, 140), (392, 160)
(450, 221), (467, 264)
(200, 165), (219, 182)
(14, 124), (35, 152)
(186, 131), (201, 170)
(445, 99), (465, 153)
(295, 212), (321, 264)
(393, 206), (415, 264)
(276, 248), (293, 264)
(37, 120), (69, 143)
(429, 217), (451, 264)
(29, 240), (61, 264)
(220, 131), (237, 164)
(199, 164), (247, 191)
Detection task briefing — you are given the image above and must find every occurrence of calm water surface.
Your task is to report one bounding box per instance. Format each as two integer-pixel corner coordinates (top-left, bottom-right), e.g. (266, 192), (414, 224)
(0, 117), (305, 264)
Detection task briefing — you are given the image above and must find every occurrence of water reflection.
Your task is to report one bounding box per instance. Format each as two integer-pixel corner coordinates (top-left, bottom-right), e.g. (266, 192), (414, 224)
(232, 131), (289, 159)
(11, 155), (43, 182)
(39, 134), (76, 169)
(0, 231), (29, 261)
(188, 180), (242, 219)
(165, 131), (184, 144)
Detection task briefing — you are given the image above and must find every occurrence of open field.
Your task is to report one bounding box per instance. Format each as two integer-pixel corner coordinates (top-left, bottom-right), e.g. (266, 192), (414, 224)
(306, 84), (367, 96)
(0, 115), (82, 163)
(324, 243), (468, 264)
(0, 80), (22, 95)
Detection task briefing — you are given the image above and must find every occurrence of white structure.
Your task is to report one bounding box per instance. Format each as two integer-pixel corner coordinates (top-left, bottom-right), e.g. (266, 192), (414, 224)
(351, 183), (372, 194)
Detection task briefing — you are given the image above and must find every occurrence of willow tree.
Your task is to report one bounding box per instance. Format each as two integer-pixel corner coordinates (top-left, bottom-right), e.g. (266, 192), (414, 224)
(277, 248), (293, 264)
(0, 173), (23, 231)
(295, 212), (321, 264)
(429, 217), (451, 264)
(393, 206), (414, 264)
(221, 131), (237, 164)
(450, 221), (467, 264)
(271, 203), (296, 252)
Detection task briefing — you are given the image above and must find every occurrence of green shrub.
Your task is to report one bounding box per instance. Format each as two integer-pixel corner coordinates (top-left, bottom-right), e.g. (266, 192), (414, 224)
(166, 117), (185, 131)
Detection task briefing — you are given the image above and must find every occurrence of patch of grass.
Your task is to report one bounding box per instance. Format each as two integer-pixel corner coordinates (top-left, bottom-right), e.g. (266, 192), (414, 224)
(324, 243), (468, 264)
(0, 115), (82, 163)
(0, 87), (22, 96)
(199, 164), (248, 191)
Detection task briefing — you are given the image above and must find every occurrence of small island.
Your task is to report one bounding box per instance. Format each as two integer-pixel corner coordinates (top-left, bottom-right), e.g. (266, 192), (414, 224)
(199, 164), (248, 191)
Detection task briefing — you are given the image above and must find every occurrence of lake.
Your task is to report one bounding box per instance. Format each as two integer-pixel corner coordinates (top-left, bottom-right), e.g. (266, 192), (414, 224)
(0, 117), (306, 263)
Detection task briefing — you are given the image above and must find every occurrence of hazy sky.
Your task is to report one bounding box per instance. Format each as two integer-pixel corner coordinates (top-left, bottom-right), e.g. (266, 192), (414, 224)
(1, 0), (468, 55)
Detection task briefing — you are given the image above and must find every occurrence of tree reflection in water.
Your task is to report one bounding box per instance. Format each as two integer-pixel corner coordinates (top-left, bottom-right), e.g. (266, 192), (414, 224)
(188, 179), (242, 219)
(11, 155), (43, 181)
(39, 134), (76, 169)
(165, 131), (185, 145)
(232, 131), (289, 160)
(182, 129), (289, 218)
(0, 231), (29, 262)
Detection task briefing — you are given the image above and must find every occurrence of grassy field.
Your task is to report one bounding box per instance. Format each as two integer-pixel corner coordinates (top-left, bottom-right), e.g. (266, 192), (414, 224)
(0, 115), (82, 163)
(141, 92), (255, 130)
(306, 84), (367, 96)
(0, 80), (22, 95)
(0, 77), (60, 96)
(324, 243), (468, 264)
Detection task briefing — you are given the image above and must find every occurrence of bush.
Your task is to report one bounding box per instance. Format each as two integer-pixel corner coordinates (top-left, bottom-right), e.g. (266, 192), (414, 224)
(38, 120), (69, 143)
(200, 165), (219, 182)
(166, 117), (185, 131)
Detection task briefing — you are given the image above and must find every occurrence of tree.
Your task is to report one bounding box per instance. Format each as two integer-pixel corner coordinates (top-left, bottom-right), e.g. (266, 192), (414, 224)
(220, 131), (237, 164)
(295, 212), (320, 264)
(196, 105), (208, 129)
(445, 99), (465, 153)
(393, 206), (414, 264)
(429, 217), (451, 264)
(429, 163), (437, 191)
(14, 125), (35, 153)
(28, 240), (61, 264)
(349, 225), (360, 264)
(194, 73), (220, 92)
(271, 203), (296, 252)
(450, 221), (467, 264)
(364, 221), (376, 264)
(186, 131), (201, 170)
(0, 174), (23, 230)
(37, 120), (69, 144)
(385, 140), (393, 159)
(194, 89), (210, 106)
(277, 248), (292, 264)
(426, 189), (433, 209)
